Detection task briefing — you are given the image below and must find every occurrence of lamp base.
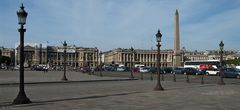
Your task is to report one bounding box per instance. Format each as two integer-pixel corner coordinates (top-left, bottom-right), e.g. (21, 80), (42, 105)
(154, 84), (164, 91)
(13, 91), (31, 104)
(217, 77), (225, 85)
(61, 76), (68, 81)
(217, 81), (225, 85)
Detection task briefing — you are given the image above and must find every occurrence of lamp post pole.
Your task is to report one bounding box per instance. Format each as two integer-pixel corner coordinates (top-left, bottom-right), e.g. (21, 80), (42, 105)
(186, 72), (190, 83)
(172, 51), (176, 82)
(13, 4), (31, 104)
(130, 47), (134, 79)
(173, 72), (176, 82)
(88, 54), (92, 75)
(61, 41), (68, 81)
(96, 48), (98, 75)
(161, 71), (164, 81)
(218, 41), (225, 85)
(99, 51), (103, 77)
(154, 30), (164, 91)
(150, 71), (153, 80)
(201, 74), (204, 84)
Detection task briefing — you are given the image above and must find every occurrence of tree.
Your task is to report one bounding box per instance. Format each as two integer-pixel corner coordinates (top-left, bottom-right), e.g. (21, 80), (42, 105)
(224, 58), (240, 65)
(0, 56), (11, 66)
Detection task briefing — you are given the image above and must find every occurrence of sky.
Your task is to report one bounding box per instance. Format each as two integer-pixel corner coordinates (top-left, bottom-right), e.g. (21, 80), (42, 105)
(0, 0), (240, 52)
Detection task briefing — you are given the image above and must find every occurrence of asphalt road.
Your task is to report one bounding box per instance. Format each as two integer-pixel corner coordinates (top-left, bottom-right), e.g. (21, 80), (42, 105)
(95, 70), (240, 84)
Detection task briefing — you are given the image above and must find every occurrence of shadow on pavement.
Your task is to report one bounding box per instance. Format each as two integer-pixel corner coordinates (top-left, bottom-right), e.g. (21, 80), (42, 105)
(0, 91), (142, 108)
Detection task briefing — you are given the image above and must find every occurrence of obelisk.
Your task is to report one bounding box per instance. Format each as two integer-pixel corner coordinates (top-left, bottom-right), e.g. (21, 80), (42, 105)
(173, 9), (182, 67)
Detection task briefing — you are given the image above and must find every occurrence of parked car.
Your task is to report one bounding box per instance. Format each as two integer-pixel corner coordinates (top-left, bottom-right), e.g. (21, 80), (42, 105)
(132, 67), (140, 73)
(81, 67), (91, 73)
(31, 65), (44, 71)
(162, 67), (173, 74)
(139, 67), (149, 73)
(116, 67), (126, 72)
(103, 65), (116, 71)
(13, 65), (20, 70)
(148, 67), (165, 74)
(172, 67), (186, 74)
(184, 67), (201, 75)
(221, 68), (240, 79)
(1, 66), (8, 69)
(148, 67), (157, 73)
(205, 69), (219, 75)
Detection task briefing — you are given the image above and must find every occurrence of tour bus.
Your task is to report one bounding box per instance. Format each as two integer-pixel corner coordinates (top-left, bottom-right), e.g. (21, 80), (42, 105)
(134, 64), (145, 68)
(184, 60), (220, 69)
(184, 60), (220, 75)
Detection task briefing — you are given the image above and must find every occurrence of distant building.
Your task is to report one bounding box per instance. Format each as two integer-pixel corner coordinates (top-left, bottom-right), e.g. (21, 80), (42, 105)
(104, 48), (174, 68)
(14, 43), (99, 68)
(2, 42), (238, 68)
(184, 51), (230, 61)
(0, 47), (15, 65)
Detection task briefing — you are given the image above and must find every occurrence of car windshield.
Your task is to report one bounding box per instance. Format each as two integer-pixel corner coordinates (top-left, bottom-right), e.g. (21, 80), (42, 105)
(234, 68), (240, 72)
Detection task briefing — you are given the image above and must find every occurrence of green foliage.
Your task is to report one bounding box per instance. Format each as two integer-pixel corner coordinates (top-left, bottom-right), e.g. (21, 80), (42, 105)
(224, 58), (240, 65)
(0, 56), (11, 66)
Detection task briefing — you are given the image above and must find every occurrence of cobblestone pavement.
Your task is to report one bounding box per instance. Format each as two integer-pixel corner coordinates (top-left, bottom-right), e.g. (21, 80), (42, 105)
(0, 71), (240, 110)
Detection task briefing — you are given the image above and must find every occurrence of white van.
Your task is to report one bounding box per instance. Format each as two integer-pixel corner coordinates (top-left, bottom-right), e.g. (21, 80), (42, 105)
(236, 66), (240, 69)
(134, 64), (145, 68)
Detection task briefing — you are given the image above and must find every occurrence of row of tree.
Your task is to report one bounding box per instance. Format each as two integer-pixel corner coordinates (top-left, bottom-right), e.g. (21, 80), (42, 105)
(0, 56), (11, 66)
(224, 58), (240, 65)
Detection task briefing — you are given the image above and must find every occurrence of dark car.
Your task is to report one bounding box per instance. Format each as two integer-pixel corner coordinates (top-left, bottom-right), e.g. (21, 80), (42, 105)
(184, 67), (201, 75)
(162, 67), (173, 74)
(148, 67), (165, 74)
(221, 68), (240, 79)
(80, 67), (91, 73)
(103, 65), (116, 71)
(31, 65), (44, 71)
(172, 67), (186, 74)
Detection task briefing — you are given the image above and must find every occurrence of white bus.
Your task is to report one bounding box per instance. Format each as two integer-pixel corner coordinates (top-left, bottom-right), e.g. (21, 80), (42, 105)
(184, 60), (220, 69)
(134, 64), (145, 68)
(184, 60), (220, 75)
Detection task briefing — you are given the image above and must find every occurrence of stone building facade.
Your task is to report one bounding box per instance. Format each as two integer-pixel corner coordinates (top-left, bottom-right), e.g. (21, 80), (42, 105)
(104, 48), (174, 68)
(5, 43), (236, 68)
(0, 47), (15, 65)
(14, 44), (99, 68)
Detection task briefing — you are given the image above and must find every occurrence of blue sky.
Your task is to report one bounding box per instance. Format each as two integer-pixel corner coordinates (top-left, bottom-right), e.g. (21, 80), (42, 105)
(0, 0), (240, 51)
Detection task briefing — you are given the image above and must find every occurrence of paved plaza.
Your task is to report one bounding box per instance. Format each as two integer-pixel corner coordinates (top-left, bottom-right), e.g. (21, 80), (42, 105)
(0, 70), (240, 110)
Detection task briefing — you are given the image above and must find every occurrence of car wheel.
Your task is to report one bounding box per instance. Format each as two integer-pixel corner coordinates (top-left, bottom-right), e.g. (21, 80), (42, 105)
(206, 72), (209, 76)
(237, 75), (240, 79)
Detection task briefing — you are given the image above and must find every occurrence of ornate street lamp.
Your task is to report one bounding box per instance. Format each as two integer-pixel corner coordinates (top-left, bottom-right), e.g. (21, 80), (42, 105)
(172, 51), (176, 82)
(173, 71), (176, 82)
(61, 41), (68, 81)
(130, 47), (134, 79)
(218, 41), (225, 85)
(201, 74), (204, 84)
(154, 30), (164, 91)
(13, 3), (31, 104)
(88, 54), (92, 75)
(186, 72), (190, 83)
(99, 51), (103, 77)
(150, 70), (153, 80)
